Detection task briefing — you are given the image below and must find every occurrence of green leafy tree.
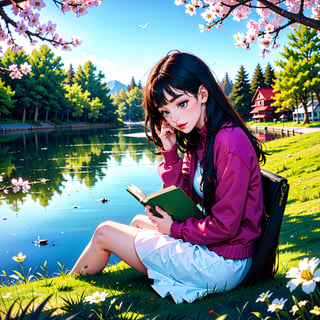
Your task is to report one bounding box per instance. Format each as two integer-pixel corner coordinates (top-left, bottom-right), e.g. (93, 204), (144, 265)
(230, 65), (252, 121)
(221, 73), (233, 96)
(88, 97), (104, 123)
(74, 61), (115, 122)
(126, 86), (144, 121)
(113, 88), (129, 120)
(273, 25), (320, 124)
(0, 49), (31, 122)
(250, 64), (266, 96)
(0, 79), (15, 117)
(264, 63), (276, 88)
(64, 83), (91, 122)
(28, 45), (67, 122)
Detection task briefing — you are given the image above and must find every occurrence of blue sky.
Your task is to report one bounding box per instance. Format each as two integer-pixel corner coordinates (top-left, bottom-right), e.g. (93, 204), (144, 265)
(18, 0), (290, 85)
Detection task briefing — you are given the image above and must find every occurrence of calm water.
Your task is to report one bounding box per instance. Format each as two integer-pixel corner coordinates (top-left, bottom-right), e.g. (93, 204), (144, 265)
(0, 125), (279, 282)
(0, 126), (162, 282)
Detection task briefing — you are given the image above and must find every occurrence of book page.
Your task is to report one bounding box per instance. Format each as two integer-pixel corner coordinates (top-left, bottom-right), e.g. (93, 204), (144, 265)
(147, 185), (178, 200)
(127, 184), (147, 201)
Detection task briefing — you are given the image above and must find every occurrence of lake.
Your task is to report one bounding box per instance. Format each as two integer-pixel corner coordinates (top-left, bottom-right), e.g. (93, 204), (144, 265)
(0, 125), (280, 283)
(0, 126), (162, 282)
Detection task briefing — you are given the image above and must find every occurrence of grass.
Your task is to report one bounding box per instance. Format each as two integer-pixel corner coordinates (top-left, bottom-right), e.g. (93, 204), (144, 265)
(0, 131), (320, 319)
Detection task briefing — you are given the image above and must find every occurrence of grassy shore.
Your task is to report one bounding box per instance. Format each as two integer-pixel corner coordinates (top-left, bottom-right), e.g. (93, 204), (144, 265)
(0, 131), (319, 319)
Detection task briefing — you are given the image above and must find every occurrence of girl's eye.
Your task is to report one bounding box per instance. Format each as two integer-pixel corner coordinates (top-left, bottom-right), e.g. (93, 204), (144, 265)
(178, 101), (187, 108)
(161, 110), (170, 116)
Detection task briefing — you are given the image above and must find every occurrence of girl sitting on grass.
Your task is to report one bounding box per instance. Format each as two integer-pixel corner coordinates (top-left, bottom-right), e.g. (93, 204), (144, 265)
(70, 51), (266, 303)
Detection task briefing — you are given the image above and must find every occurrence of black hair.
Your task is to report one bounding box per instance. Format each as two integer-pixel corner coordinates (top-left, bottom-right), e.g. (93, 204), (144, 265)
(144, 51), (268, 213)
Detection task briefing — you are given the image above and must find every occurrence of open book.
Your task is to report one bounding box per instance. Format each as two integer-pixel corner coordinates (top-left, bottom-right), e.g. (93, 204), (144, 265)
(126, 184), (204, 222)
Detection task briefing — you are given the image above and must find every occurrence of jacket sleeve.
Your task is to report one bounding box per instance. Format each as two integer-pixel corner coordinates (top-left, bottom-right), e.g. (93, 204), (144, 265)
(157, 146), (195, 199)
(169, 126), (264, 247)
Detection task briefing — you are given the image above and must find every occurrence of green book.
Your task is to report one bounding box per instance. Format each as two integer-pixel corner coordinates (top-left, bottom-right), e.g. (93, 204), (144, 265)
(126, 184), (204, 222)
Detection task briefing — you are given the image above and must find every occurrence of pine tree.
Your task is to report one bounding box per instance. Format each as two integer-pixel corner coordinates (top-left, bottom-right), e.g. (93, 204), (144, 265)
(127, 76), (137, 91)
(263, 63), (275, 88)
(230, 65), (252, 121)
(273, 25), (320, 124)
(66, 64), (75, 85)
(221, 73), (233, 96)
(250, 64), (266, 96)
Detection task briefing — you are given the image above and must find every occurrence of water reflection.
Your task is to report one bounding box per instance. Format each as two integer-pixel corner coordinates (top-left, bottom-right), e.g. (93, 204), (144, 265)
(0, 127), (162, 281)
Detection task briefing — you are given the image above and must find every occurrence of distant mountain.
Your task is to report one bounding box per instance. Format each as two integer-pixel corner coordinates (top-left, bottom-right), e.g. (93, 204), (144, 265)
(106, 80), (127, 95)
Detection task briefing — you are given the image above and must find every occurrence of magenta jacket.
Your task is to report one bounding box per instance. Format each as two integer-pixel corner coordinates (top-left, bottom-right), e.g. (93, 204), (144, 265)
(158, 125), (264, 260)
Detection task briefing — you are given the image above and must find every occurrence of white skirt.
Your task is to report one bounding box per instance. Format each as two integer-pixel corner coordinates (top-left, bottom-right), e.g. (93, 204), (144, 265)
(135, 229), (252, 304)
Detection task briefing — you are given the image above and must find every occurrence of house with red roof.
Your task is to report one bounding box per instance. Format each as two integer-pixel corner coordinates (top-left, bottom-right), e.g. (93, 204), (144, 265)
(250, 87), (278, 122)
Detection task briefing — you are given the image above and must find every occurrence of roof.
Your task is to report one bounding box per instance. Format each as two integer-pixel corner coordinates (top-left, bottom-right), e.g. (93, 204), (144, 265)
(250, 106), (275, 113)
(252, 87), (278, 102)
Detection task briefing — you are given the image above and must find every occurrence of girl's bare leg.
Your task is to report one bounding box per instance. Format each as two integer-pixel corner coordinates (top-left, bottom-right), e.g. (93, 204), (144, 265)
(70, 221), (147, 275)
(130, 214), (157, 230)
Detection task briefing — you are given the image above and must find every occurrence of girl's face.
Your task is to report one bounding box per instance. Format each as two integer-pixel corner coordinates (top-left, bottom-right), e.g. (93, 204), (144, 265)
(157, 86), (208, 133)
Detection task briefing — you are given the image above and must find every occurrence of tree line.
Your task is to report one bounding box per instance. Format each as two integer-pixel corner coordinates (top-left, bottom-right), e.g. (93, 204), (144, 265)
(1, 25), (319, 125)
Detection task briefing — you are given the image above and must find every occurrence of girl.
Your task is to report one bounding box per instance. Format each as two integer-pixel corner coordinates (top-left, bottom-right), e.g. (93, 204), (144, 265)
(70, 51), (266, 303)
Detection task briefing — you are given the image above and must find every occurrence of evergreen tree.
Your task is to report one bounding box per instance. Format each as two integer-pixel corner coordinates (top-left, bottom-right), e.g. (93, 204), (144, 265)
(66, 64), (75, 85)
(250, 64), (266, 96)
(127, 76), (138, 91)
(264, 63), (276, 88)
(229, 65), (252, 121)
(221, 73), (233, 96)
(273, 25), (320, 124)
(74, 61), (115, 122)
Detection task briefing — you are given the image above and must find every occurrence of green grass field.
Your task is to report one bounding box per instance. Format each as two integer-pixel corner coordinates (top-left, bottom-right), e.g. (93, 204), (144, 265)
(1, 131), (320, 319)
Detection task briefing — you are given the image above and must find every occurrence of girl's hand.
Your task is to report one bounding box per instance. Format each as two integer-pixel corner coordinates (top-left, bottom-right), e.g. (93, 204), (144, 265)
(145, 205), (173, 236)
(157, 121), (176, 151)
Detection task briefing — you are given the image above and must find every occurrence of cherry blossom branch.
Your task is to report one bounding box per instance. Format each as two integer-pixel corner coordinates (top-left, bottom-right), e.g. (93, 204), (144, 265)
(176, 0), (320, 57)
(0, 175), (51, 194)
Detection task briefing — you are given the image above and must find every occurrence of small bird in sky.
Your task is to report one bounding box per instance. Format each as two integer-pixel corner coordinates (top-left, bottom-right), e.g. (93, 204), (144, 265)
(138, 23), (149, 29)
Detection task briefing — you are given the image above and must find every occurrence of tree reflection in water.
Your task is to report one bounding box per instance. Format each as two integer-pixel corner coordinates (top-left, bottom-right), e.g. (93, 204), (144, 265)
(0, 126), (161, 280)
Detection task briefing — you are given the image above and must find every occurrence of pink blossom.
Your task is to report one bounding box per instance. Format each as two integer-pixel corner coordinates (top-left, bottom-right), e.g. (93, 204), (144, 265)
(61, 43), (72, 51)
(201, 8), (215, 23)
(20, 62), (32, 75)
(30, 39), (38, 46)
(29, 0), (46, 11)
(75, 5), (88, 17)
(234, 32), (246, 48)
(72, 37), (82, 47)
(4, 189), (9, 194)
(192, 0), (204, 8)
(22, 181), (31, 193)
(20, 7), (33, 18)
(175, 0), (185, 5)
(11, 5), (20, 16)
(28, 13), (40, 27)
(0, 30), (7, 41)
(46, 21), (57, 34)
(15, 21), (28, 36)
(37, 23), (47, 34)
(185, 3), (197, 15)
(11, 177), (23, 186)
(9, 64), (19, 72)
(0, 175), (3, 182)
(265, 23), (275, 33)
(11, 45), (23, 53)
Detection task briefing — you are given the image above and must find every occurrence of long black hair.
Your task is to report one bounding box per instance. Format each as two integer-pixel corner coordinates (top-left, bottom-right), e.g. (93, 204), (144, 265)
(144, 51), (267, 213)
